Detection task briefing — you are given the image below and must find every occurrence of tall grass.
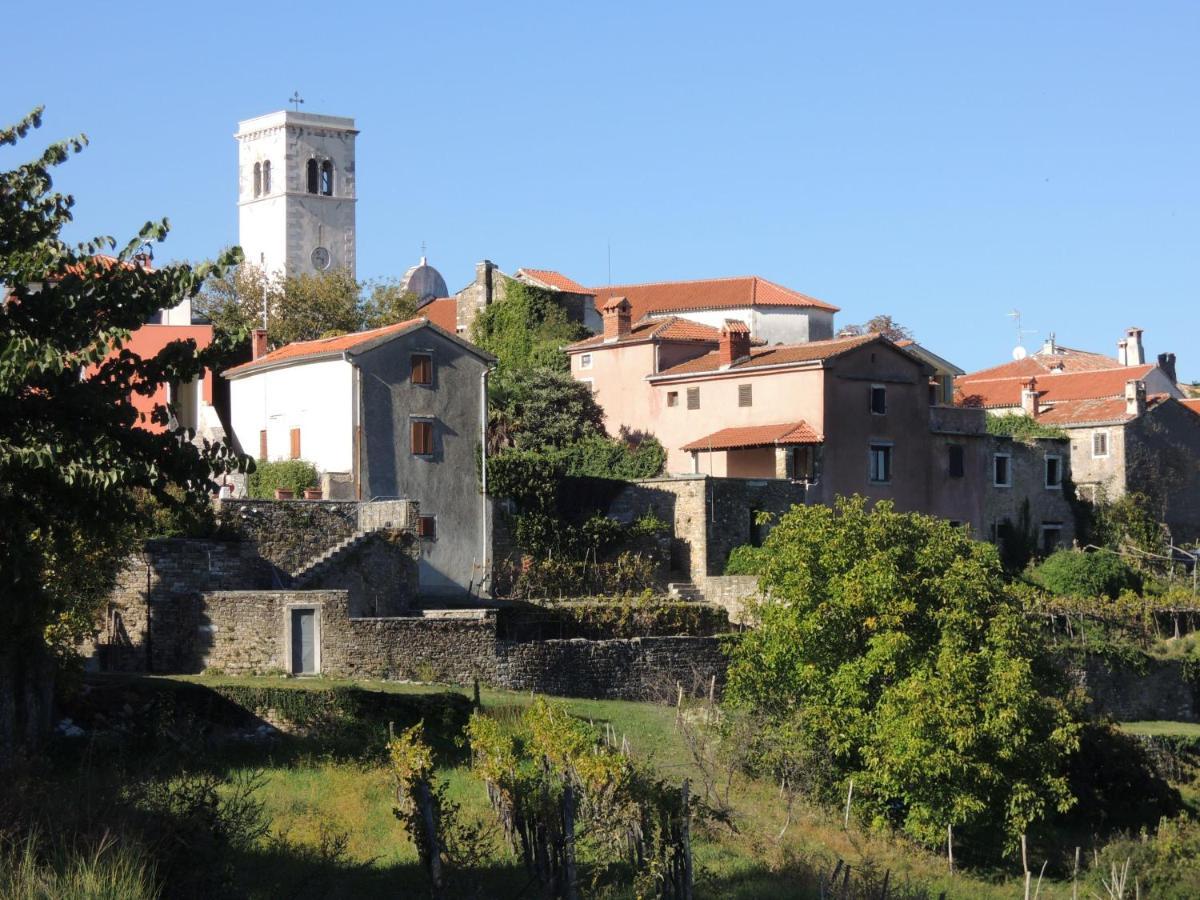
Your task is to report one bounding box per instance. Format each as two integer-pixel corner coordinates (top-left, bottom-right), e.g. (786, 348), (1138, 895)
(0, 832), (158, 900)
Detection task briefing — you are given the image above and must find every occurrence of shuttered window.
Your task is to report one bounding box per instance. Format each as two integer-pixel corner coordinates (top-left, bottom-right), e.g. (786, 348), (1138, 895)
(686, 387), (700, 410)
(411, 420), (434, 456)
(411, 354), (433, 385)
(290, 428), (301, 460)
(417, 515), (436, 539)
(738, 384), (752, 407)
(259, 430), (267, 460)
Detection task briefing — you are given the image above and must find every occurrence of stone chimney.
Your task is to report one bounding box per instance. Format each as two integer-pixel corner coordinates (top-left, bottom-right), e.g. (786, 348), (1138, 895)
(1021, 377), (1040, 417)
(476, 260), (495, 306)
(251, 328), (269, 360)
(719, 319), (752, 368)
(602, 296), (632, 342)
(1158, 352), (1177, 384)
(1125, 379), (1147, 417)
(1118, 327), (1145, 366)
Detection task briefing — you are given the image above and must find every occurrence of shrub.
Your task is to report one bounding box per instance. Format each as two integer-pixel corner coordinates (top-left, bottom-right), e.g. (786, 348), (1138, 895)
(246, 459), (317, 499)
(985, 414), (1068, 439)
(1089, 815), (1200, 900)
(1034, 548), (1142, 599)
(724, 544), (766, 575)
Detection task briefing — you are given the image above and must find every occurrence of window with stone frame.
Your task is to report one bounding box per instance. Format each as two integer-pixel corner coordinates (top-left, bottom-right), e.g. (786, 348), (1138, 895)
(948, 444), (965, 478)
(320, 160), (334, 196)
(868, 442), (893, 483)
(1092, 431), (1110, 458)
(1045, 454), (1062, 489)
(993, 452), (1012, 487)
(262, 159), (271, 194)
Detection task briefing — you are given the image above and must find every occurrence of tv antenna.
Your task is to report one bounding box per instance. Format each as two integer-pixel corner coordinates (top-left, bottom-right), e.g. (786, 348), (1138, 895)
(288, 91), (305, 112)
(1007, 309), (1037, 360)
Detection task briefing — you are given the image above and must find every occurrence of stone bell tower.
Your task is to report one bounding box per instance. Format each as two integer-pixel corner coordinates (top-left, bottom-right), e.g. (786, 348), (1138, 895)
(235, 109), (357, 279)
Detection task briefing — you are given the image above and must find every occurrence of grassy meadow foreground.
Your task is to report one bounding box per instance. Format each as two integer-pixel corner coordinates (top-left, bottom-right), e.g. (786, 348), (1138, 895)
(4, 673), (1197, 899)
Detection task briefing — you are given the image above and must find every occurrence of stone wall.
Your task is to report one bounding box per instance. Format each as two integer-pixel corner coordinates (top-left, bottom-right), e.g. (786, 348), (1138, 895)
(984, 435), (1076, 552)
(703, 575), (760, 626)
(1070, 654), (1198, 723)
(217, 499), (360, 575)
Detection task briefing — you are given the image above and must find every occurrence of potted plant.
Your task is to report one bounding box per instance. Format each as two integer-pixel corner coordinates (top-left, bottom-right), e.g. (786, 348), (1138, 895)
(304, 487), (323, 500)
(274, 488), (294, 500)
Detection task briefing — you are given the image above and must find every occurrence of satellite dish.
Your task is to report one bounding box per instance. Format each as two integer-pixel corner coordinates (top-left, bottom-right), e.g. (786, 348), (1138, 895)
(1012, 346), (1028, 361)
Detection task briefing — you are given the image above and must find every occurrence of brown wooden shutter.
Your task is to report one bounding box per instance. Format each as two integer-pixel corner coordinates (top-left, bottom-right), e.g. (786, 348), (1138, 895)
(417, 515), (436, 538)
(411, 354), (432, 385)
(411, 420), (433, 455)
(290, 428), (301, 459)
(686, 387), (700, 410)
(259, 430), (267, 460)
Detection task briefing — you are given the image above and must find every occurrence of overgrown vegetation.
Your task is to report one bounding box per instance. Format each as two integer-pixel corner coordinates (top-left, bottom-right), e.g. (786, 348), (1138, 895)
(1034, 548), (1143, 599)
(246, 459), (318, 499)
(985, 414), (1069, 439)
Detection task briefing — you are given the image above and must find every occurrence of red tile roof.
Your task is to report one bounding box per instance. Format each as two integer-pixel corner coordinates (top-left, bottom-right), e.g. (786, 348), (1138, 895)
(1036, 394), (1168, 427)
(589, 275), (838, 321)
(419, 297), (458, 332)
(517, 268), (590, 293)
(957, 364), (1157, 409)
(681, 421), (822, 452)
(1180, 398), (1200, 417)
(652, 333), (878, 378)
(567, 316), (721, 350)
(225, 317), (427, 376)
(964, 346), (1120, 381)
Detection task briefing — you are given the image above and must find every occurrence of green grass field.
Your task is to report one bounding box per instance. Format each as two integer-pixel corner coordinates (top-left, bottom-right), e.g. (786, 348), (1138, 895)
(1120, 720), (1200, 738)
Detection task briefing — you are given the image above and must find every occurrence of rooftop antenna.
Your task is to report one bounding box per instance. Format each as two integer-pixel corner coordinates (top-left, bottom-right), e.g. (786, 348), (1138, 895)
(1007, 309), (1037, 360)
(288, 90), (305, 112)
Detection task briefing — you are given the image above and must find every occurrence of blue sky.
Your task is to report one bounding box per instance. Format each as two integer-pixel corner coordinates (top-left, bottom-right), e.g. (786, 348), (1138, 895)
(4, 1), (1197, 377)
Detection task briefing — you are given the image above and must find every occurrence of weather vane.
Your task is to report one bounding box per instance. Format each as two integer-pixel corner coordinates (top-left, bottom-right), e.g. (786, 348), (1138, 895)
(289, 91), (304, 112)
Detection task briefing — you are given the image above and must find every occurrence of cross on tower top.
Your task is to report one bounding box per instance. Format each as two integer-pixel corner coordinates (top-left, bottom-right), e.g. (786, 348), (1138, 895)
(289, 91), (305, 112)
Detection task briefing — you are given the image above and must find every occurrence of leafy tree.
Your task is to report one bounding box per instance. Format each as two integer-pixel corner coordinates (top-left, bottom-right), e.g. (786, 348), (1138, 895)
(489, 369), (605, 451)
(841, 315), (914, 342)
(0, 109), (249, 762)
(271, 268), (361, 343)
(1034, 549), (1142, 599)
(360, 278), (420, 331)
(725, 496), (1080, 855)
(192, 262), (278, 336)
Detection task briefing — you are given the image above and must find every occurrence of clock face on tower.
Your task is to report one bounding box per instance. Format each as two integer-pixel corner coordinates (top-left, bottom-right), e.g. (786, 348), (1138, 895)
(311, 246), (331, 271)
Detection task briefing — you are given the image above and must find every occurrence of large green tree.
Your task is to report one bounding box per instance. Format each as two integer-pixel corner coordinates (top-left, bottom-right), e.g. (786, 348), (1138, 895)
(725, 496), (1080, 854)
(0, 109), (249, 763)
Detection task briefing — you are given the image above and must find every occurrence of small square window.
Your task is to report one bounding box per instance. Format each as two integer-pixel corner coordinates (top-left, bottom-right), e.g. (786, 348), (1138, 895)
(1045, 455), (1062, 489)
(870, 385), (887, 415)
(417, 515), (436, 539)
(738, 384), (753, 407)
(579, 353), (592, 370)
(411, 420), (434, 456)
(993, 453), (1012, 487)
(686, 387), (700, 410)
(667, 391), (679, 408)
(411, 354), (433, 385)
(869, 443), (892, 483)
(1092, 431), (1109, 458)
(948, 445), (964, 478)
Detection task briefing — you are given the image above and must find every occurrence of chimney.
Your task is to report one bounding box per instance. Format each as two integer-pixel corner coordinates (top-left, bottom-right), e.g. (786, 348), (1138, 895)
(476, 260), (495, 306)
(251, 328), (269, 360)
(1125, 379), (1146, 417)
(602, 296), (632, 342)
(1123, 327), (1145, 366)
(1158, 352), (1177, 384)
(719, 319), (752, 368)
(1041, 332), (1057, 355)
(1021, 377), (1040, 417)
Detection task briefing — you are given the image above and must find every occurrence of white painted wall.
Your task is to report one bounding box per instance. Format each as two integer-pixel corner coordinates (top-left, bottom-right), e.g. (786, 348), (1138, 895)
(647, 307), (834, 345)
(228, 358), (355, 472)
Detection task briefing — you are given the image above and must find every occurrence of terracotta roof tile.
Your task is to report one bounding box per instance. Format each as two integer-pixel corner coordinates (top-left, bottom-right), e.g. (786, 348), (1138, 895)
(225, 317), (426, 376)
(418, 297), (458, 332)
(652, 333), (878, 378)
(567, 316), (721, 350)
(1180, 398), (1200, 417)
(957, 364), (1157, 408)
(516, 268), (590, 293)
(681, 421), (822, 452)
(1036, 394), (1168, 427)
(964, 347), (1121, 381)
(589, 275), (838, 321)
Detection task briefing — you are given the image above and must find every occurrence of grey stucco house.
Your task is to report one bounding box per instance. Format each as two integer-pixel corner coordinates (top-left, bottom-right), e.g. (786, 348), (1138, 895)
(226, 317), (497, 599)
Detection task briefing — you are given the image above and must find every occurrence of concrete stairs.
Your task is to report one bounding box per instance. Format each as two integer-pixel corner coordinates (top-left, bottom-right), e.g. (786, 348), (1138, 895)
(667, 581), (703, 602)
(290, 530), (372, 587)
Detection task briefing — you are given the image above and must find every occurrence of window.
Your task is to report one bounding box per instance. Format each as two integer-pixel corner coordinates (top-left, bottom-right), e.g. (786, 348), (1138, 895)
(253, 162), (262, 197)
(289, 428), (301, 460)
(792, 445), (819, 482)
(417, 515), (437, 539)
(258, 430), (267, 460)
(1045, 454), (1062, 489)
(1040, 523), (1064, 554)
(306, 158), (319, 194)
(1092, 431), (1110, 458)
(686, 387), (700, 410)
(262, 159), (271, 194)
(993, 452), (1012, 487)
(868, 443), (892, 483)
(870, 385), (887, 415)
(579, 353), (592, 370)
(320, 160), (333, 196)
(666, 391), (679, 407)
(411, 353), (433, 385)
(738, 384), (753, 407)
(948, 444), (965, 478)
(410, 419), (434, 456)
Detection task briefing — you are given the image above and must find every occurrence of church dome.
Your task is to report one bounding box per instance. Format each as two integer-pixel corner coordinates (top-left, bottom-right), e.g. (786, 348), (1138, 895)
(399, 256), (449, 302)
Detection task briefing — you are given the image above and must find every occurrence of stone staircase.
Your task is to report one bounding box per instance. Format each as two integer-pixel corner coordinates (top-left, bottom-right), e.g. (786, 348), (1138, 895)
(290, 530), (373, 587)
(667, 581), (703, 602)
